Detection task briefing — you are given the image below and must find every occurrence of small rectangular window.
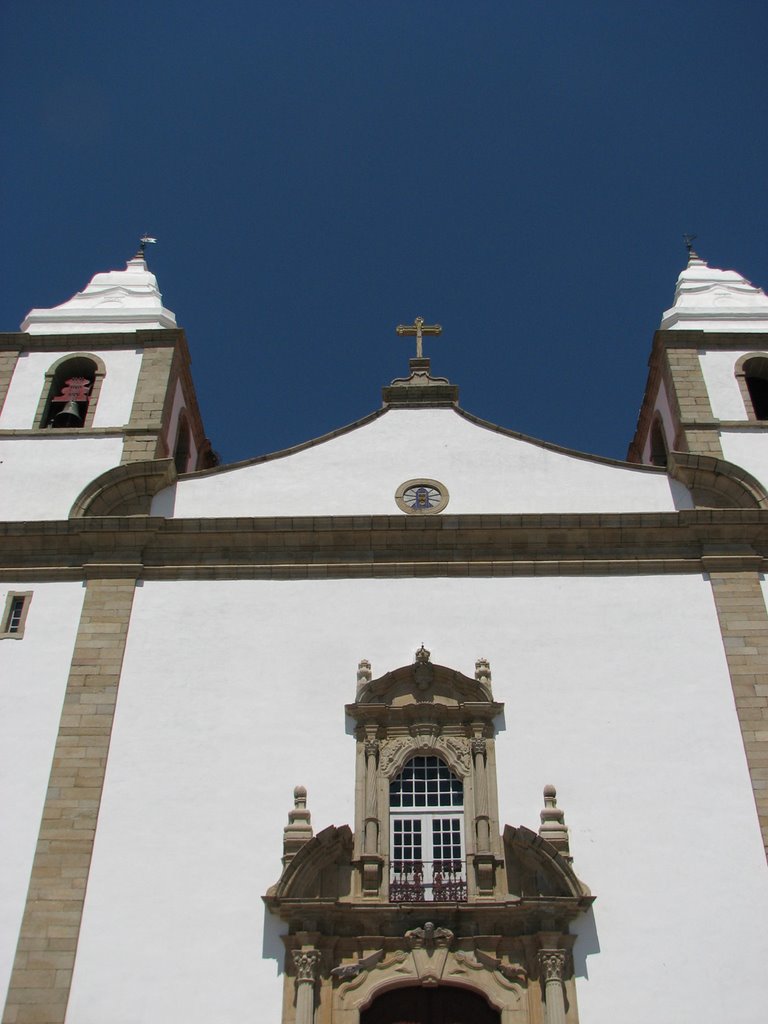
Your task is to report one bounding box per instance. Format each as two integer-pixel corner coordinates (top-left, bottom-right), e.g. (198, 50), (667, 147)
(1, 591), (32, 639)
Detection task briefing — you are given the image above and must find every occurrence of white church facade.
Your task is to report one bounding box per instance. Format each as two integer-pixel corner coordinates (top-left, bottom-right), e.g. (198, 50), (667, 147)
(1, 248), (767, 1024)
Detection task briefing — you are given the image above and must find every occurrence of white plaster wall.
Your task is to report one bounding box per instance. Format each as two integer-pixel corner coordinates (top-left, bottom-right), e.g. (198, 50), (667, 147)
(719, 430), (768, 492)
(154, 408), (691, 517)
(0, 582), (85, 1007)
(0, 349), (142, 429)
(698, 349), (756, 421)
(0, 437), (124, 520)
(67, 575), (768, 1024)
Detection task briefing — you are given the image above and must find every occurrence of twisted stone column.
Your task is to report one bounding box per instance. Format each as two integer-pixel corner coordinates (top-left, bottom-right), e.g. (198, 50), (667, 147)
(292, 950), (321, 1024)
(538, 950), (567, 1024)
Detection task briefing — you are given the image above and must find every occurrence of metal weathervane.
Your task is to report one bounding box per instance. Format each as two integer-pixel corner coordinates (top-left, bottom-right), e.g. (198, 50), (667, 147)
(138, 234), (157, 257)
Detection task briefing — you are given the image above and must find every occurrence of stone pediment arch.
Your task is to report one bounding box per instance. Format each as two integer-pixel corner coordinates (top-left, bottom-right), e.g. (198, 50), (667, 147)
(267, 825), (353, 902)
(503, 825), (591, 900)
(667, 451), (768, 508)
(70, 458), (177, 517)
(355, 649), (495, 707)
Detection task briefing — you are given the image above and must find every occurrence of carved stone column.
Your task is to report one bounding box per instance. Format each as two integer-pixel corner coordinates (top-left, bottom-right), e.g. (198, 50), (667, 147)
(471, 731), (496, 894)
(360, 734), (382, 895)
(538, 949), (567, 1024)
(292, 949), (321, 1024)
(364, 737), (379, 853)
(472, 735), (490, 851)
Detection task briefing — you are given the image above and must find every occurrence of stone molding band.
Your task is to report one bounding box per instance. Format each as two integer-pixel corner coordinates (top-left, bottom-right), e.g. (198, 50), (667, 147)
(2, 510), (768, 584)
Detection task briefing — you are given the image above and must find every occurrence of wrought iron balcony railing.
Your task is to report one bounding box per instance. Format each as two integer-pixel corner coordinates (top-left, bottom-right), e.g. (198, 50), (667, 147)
(389, 860), (468, 902)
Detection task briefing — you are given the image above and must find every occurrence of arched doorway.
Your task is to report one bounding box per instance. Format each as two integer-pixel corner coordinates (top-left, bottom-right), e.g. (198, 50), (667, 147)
(361, 985), (500, 1024)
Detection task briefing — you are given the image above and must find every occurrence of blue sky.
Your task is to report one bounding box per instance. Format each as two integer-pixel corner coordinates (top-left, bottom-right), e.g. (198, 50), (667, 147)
(2, 1), (767, 463)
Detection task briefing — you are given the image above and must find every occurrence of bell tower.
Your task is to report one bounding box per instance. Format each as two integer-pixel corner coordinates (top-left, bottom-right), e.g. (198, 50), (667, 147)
(629, 246), (768, 494)
(0, 246), (213, 520)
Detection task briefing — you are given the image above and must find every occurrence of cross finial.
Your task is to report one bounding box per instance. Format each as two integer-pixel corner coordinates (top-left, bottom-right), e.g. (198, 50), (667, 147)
(396, 316), (442, 359)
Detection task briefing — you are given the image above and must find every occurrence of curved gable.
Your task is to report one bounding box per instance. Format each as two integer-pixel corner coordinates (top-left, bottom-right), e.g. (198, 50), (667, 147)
(152, 406), (692, 518)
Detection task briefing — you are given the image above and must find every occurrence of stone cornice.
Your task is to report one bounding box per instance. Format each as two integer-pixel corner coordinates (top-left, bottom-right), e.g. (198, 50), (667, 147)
(0, 329), (187, 351)
(652, 329), (768, 350)
(1, 510), (767, 581)
(0, 426), (167, 439)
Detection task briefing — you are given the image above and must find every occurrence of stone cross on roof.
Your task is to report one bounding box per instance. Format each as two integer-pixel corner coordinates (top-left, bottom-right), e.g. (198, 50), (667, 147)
(396, 316), (442, 359)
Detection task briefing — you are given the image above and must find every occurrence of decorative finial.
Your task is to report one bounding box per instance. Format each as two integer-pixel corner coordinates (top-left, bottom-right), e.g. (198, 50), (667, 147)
(475, 657), (491, 684)
(396, 316), (442, 360)
(415, 643), (431, 664)
(683, 233), (701, 264)
(281, 785), (313, 867)
(356, 658), (372, 692)
(538, 784), (571, 861)
(135, 234), (157, 259)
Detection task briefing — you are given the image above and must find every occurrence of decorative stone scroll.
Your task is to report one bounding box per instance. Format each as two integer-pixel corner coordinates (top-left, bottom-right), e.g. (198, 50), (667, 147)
(405, 922), (453, 951)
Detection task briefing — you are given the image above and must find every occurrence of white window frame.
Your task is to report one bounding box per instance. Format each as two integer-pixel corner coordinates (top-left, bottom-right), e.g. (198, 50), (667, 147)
(389, 755), (466, 901)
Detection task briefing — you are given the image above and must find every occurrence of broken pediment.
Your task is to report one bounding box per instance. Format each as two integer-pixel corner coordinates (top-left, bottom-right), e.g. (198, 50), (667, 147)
(349, 649), (502, 727)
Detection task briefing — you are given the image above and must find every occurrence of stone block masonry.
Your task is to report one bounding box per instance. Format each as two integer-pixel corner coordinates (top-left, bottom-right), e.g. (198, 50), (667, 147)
(121, 345), (175, 465)
(0, 351), (19, 417)
(709, 571), (768, 857)
(2, 577), (136, 1024)
(665, 348), (725, 458)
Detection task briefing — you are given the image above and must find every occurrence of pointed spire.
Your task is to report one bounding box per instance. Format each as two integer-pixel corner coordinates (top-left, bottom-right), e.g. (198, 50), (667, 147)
(538, 784), (571, 861)
(282, 785), (313, 867)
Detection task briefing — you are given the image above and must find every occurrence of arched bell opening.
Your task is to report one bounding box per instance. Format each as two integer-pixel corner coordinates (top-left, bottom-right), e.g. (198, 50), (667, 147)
(173, 411), (191, 473)
(360, 983), (500, 1024)
(735, 353), (768, 422)
(39, 356), (100, 429)
(649, 414), (668, 467)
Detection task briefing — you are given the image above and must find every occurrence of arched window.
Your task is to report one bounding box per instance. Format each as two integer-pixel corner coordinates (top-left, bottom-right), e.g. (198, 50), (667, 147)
(35, 355), (104, 429)
(744, 358), (768, 420)
(649, 415), (668, 466)
(735, 353), (768, 422)
(173, 412), (191, 474)
(389, 755), (466, 901)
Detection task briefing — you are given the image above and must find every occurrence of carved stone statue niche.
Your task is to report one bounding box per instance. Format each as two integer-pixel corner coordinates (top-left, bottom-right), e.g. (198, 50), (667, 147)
(264, 649), (593, 1024)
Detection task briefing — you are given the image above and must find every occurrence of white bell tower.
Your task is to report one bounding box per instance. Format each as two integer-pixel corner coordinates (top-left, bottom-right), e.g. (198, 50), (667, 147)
(0, 245), (212, 521)
(629, 246), (768, 494)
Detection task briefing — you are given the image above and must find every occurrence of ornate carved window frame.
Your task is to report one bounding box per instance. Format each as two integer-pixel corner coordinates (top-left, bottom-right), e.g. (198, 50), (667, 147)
(265, 648), (594, 1024)
(349, 646), (503, 901)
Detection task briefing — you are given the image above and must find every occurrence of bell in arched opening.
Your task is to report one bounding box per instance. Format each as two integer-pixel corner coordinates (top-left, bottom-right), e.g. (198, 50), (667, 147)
(49, 375), (92, 429)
